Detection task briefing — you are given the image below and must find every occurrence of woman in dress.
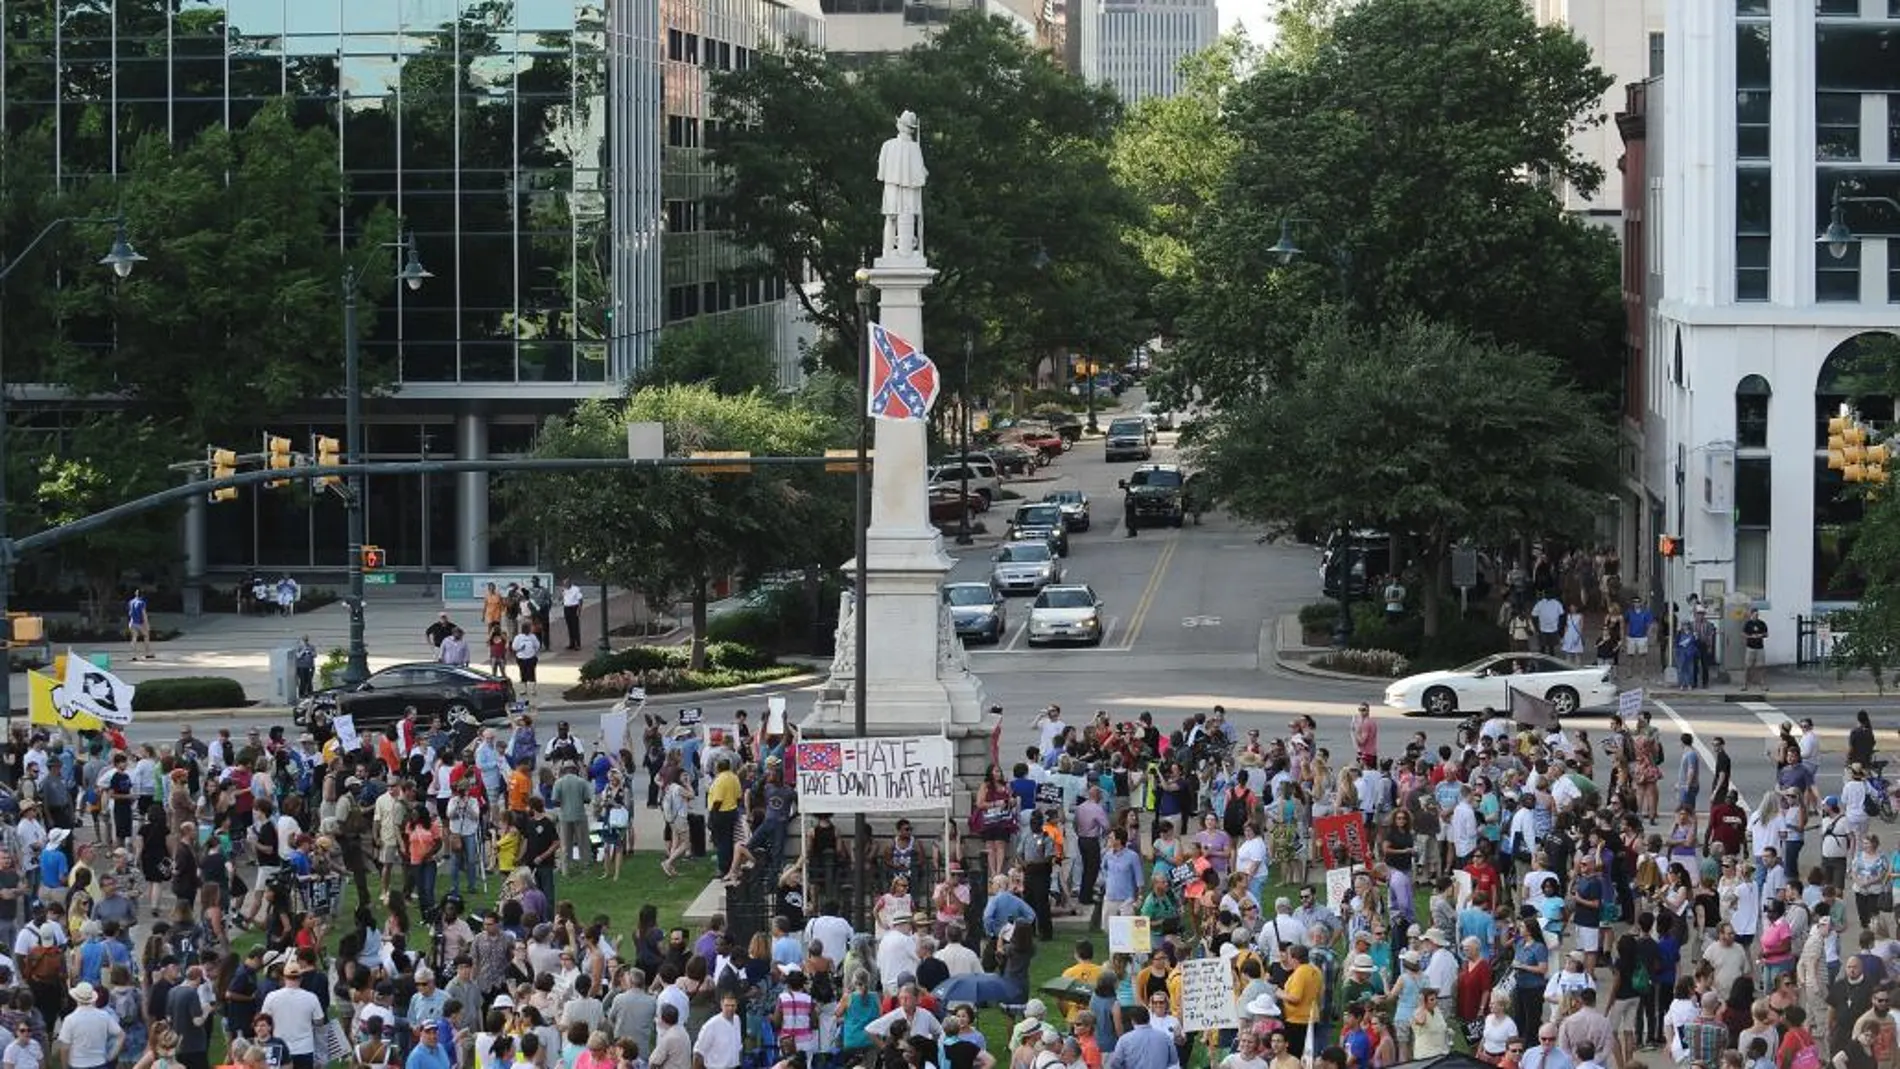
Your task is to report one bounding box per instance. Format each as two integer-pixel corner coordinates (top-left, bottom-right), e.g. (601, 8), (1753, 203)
(975, 766), (1016, 878)
(1850, 833), (1892, 928)
(872, 876), (913, 937)
(597, 769), (631, 881)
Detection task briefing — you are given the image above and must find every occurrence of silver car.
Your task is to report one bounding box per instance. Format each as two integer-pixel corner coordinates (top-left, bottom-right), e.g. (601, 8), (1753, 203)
(1027, 584), (1105, 647)
(1043, 488), (1091, 532)
(943, 582), (1007, 643)
(990, 540), (1063, 595)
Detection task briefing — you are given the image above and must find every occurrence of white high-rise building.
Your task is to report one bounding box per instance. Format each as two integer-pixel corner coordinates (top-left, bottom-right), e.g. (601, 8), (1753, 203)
(1095, 0), (1217, 103)
(1636, 0), (1900, 667)
(1531, 0), (1668, 221)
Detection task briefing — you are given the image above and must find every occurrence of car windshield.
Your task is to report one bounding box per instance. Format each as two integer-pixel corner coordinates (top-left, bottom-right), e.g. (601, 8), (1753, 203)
(1453, 656), (1511, 674)
(1045, 490), (1082, 504)
(1109, 420), (1145, 435)
(1036, 588), (1095, 609)
(998, 543), (1052, 563)
(1129, 469), (1183, 488)
(1017, 506), (1061, 525)
(943, 586), (993, 606)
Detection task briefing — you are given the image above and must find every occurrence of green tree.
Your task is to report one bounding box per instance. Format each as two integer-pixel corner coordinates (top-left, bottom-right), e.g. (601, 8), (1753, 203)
(633, 319), (780, 396)
(1177, 0), (1622, 408)
(1819, 333), (1900, 685)
(27, 414), (179, 624)
(1187, 314), (1615, 634)
(708, 14), (1155, 383)
(498, 385), (844, 668)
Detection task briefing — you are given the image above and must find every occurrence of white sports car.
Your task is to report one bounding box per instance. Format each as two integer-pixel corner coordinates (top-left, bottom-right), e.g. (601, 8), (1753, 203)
(1383, 652), (1618, 717)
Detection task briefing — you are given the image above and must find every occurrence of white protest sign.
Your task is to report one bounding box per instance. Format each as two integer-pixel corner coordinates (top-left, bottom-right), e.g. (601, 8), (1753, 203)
(794, 735), (956, 814)
(767, 695), (788, 736)
(1617, 688), (1644, 720)
(332, 713), (362, 753)
(1107, 915), (1152, 955)
(1325, 867), (1353, 913)
(1179, 956), (1238, 1032)
(600, 710), (629, 756)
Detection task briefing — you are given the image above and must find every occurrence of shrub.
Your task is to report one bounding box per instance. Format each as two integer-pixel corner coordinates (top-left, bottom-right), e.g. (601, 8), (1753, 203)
(561, 664), (805, 701)
(1298, 602), (1341, 629)
(580, 645), (689, 681)
(705, 607), (783, 650)
(132, 676), (249, 711)
(318, 647), (348, 690)
(47, 621), (182, 644)
(1346, 600), (1508, 670)
(704, 641), (775, 671)
(1311, 649), (1410, 678)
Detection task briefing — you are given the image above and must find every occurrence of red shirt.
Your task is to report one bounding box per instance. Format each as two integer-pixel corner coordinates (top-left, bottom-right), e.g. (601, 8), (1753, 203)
(1465, 859), (1500, 902)
(1709, 802), (1746, 854)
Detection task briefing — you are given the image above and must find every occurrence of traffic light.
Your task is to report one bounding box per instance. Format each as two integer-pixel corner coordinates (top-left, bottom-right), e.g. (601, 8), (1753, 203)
(208, 447), (239, 503)
(361, 545), (385, 571)
(1658, 535), (1681, 558)
(312, 435), (342, 489)
(1828, 405), (1892, 483)
(689, 450), (752, 475)
(264, 434), (294, 489)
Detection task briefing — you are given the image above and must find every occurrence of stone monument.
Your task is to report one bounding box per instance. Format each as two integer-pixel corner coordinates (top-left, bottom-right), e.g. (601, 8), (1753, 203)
(805, 112), (994, 806)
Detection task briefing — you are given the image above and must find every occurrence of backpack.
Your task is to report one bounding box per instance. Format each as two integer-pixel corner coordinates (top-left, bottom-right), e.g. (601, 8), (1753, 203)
(1789, 1042), (1823, 1069)
(1865, 788), (1882, 818)
(809, 967), (837, 1004)
(24, 938), (63, 985)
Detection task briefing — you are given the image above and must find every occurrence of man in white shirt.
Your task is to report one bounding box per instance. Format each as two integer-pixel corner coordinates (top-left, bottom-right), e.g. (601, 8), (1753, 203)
(1257, 899), (1308, 959)
(1357, 766), (1385, 817)
(875, 916), (920, 995)
(934, 927), (982, 976)
(510, 627), (542, 698)
(4, 1023), (44, 1069)
(865, 985), (943, 1041)
(1421, 930), (1458, 995)
(1532, 595), (1563, 656)
(1035, 707), (1066, 755)
(560, 579), (585, 652)
(1448, 790), (1480, 865)
(259, 961), (328, 1069)
(803, 907), (853, 964)
(1520, 854), (1558, 907)
(656, 973), (691, 1027)
(54, 982), (121, 1069)
(1550, 764), (1583, 810)
(692, 993), (744, 1069)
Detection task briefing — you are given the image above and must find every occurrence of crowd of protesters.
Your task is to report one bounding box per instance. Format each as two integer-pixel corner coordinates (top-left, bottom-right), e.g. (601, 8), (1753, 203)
(1, 695), (1898, 1069)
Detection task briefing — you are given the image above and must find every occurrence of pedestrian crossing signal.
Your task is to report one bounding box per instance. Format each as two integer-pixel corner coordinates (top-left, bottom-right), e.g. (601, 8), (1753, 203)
(1658, 535), (1681, 558)
(361, 546), (385, 571)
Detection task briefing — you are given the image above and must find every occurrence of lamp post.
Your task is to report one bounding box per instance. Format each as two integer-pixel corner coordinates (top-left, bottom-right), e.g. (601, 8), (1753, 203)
(1085, 361), (1099, 435)
(957, 331), (975, 546)
(0, 214), (146, 728)
(1818, 183), (1900, 260)
(340, 232), (433, 687)
(851, 269), (875, 931)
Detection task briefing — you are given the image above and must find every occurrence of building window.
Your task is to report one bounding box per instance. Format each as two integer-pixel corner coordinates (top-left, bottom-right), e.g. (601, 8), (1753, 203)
(1736, 0), (1767, 12)
(1816, 0), (1858, 14)
(1818, 239), (1862, 301)
(1891, 241), (1900, 302)
(1737, 169), (1772, 301)
(1737, 375), (1772, 448)
(1649, 32), (1665, 77)
(1816, 26), (1900, 92)
(1735, 457), (1771, 598)
(668, 28), (684, 60)
(1817, 92), (1860, 160)
(1891, 94), (1900, 159)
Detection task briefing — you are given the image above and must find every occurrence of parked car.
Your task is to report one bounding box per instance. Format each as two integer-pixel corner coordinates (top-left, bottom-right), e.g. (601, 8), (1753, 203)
(943, 582), (1007, 644)
(988, 444), (1040, 475)
(1105, 417), (1153, 462)
(926, 461), (1000, 505)
(1027, 584), (1106, 647)
(295, 663), (517, 733)
(1383, 653), (1618, 718)
(1017, 428), (1068, 459)
(990, 540), (1064, 595)
(929, 487), (982, 529)
(1006, 503), (1071, 556)
(1141, 401), (1174, 431)
(1043, 488), (1091, 532)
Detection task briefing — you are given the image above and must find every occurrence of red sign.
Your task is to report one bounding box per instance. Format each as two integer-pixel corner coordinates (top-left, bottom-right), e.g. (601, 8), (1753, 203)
(1313, 813), (1372, 869)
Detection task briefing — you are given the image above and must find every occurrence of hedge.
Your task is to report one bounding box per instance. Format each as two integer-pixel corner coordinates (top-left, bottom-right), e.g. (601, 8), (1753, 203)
(562, 664), (804, 702)
(579, 641), (774, 682)
(132, 676), (249, 711)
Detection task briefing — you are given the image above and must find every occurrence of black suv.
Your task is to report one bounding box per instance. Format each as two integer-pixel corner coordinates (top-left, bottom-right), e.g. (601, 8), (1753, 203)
(1118, 464), (1185, 529)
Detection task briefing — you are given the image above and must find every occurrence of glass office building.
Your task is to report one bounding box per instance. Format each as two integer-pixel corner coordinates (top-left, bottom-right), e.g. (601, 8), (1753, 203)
(0, 0), (821, 574)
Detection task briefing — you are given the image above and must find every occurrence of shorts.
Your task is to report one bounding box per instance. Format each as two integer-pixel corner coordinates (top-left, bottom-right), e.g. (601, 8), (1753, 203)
(1628, 635), (1649, 656)
(1576, 926), (1602, 953)
(518, 657), (538, 683)
(1744, 648), (1765, 668)
(378, 843), (403, 866)
(1610, 997), (1641, 1033)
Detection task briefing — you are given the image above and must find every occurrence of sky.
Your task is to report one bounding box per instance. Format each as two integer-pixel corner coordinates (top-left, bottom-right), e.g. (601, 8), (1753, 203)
(1218, 0), (1276, 47)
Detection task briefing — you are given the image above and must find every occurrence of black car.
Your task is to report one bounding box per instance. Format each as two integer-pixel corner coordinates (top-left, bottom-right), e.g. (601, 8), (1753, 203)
(1006, 503), (1071, 556)
(1119, 464), (1185, 529)
(294, 662), (517, 734)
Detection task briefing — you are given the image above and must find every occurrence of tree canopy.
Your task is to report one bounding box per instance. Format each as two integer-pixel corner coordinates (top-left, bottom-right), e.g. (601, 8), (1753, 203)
(708, 13), (1156, 385)
(1173, 0), (1623, 408)
(497, 385), (849, 667)
(1186, 314), (1616, 630)
(633, 319), (780, 396)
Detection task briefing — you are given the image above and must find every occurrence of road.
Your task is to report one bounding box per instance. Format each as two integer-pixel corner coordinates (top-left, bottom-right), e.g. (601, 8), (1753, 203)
(113, 386), (1900, 818)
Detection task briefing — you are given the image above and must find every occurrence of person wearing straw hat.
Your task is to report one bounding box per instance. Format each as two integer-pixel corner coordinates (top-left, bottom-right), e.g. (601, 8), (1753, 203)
(54, 981), (123, 1069)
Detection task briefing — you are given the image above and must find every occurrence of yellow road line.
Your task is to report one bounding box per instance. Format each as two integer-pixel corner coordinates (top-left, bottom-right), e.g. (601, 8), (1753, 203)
(1120, 535), (1178, 651)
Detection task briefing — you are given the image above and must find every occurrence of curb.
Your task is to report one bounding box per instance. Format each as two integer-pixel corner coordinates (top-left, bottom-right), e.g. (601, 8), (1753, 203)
(119, 672), (829, 724)
(1719, 691), (1891, 704)
(1273, 654), (1390, 686)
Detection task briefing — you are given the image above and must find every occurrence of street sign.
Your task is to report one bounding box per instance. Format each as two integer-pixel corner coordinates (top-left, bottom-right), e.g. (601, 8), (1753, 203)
(1451, 547), (1479, 588)
(363, 572), (396, 586)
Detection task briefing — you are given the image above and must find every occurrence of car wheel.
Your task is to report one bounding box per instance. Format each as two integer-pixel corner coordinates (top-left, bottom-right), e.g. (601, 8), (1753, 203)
(1085, 633), (1103, 648)
(445, 700), (476, 722)
(1423, 686), (1458, 716)
(1170, 514), (1184, 528)
(1545, 687), (1580, 716)
(976, 490), (993, 509)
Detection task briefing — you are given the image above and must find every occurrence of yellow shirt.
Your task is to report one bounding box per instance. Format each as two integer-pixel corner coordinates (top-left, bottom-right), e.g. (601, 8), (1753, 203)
(1062, 962), (1104, 987)
(1281, 962), (1322, 1025)
(497, 829), (522, 872)
(708, 770), (742, 812)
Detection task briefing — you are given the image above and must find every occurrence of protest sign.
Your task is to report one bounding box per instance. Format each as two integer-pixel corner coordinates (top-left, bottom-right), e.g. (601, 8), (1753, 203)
(1325, 867), (1354, 913)
(332, 714), (362, 753)
(1179, 957), (1238, 1032)
(1312, 814), (1371, 868)
(679, 707), (703, 726)
(600, 710), (628, 755)
(794, 736), (956, 814)
(1617, 688), (1644, 720)
(1108, 915), (1152, 954)
(767, 695), (788, 735)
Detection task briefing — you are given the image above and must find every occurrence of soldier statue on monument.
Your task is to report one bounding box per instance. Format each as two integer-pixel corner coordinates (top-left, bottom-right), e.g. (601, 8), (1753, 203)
(878, 111), (928, 257)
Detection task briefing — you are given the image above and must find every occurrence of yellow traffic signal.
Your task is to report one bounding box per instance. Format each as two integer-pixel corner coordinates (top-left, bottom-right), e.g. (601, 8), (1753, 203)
(208, 447), (239, 503)
(312, 435), (343, 489)
(690, 451), (752, 475)
(264, 434), (294, 489)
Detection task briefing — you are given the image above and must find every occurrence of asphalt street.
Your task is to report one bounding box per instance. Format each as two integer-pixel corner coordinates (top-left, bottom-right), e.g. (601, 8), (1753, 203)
(113, 388), (1900, 819)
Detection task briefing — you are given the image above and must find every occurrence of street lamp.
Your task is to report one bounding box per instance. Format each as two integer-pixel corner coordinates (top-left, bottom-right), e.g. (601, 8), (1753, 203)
(851, 268), (875, 930)
(957, 331), (975, 546)
(0, 213), (146, 730)
(339, 230), (430, 687)
(1818, 182), (1900, 260)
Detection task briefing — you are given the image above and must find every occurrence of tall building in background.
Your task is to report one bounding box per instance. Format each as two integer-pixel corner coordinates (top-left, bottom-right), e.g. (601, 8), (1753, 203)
(1095, 0), (1215, 104)
(1529, 0), (1667, 222)
(817, 0), (1035, 65)
(0, 0), (821, 576)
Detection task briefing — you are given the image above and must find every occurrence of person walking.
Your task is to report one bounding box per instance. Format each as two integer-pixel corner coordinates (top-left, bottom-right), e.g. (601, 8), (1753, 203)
(1532, 594), (1563, 657)
(561, 579), (585, 651)
(511, 625), (542, 699)
(126, 589), (153, 660)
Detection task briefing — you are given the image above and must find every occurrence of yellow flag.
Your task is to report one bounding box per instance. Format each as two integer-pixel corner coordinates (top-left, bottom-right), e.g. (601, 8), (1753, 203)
(29, 669), (108, 730)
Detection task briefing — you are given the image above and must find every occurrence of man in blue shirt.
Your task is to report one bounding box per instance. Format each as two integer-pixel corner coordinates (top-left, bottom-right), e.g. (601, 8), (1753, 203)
(1624, 599), (1654, 668)
(982, 874), (1037, 937)
(127, 588), (152, 659)
(1106, 1007), (1178, 1069)
(1099, 830), (1146, 915)
(1520, 1024), (1574, 1069)
(38, 833), (71, 900)
(405, 1021), (452, 1069)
